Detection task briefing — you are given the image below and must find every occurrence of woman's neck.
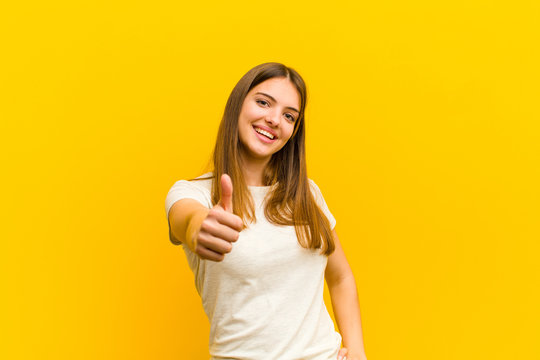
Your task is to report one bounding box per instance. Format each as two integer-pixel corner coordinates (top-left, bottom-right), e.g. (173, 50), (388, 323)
(239, 155), (270, 187)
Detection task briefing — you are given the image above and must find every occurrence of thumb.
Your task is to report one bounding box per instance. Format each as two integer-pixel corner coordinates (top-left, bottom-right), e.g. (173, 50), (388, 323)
(219, 173), (234, 213)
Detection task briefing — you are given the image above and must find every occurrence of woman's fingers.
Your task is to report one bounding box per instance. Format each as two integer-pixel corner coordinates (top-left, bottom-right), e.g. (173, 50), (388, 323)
(337, 347), (348, 360)
(201, 216), (241, 243)
(197, 231), (234, 255)
(194, 200), (244, 262)
(196, 244), (225, 262)
(210, 207), (244, 231)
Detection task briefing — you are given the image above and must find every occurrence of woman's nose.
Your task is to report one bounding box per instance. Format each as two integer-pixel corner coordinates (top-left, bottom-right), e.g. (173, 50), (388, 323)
(265, 110), (280, 127)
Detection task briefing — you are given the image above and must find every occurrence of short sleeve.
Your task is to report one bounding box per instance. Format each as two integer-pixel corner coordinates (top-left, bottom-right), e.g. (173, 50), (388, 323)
(164, 180), (211, 220)
(309, 179), (337, 230)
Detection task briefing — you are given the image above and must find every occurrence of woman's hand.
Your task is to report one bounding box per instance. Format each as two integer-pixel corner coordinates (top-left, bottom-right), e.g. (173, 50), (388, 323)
(337, 347), (348, 360)
(337, 347), (367, 360)
(187, 174), (244, 262)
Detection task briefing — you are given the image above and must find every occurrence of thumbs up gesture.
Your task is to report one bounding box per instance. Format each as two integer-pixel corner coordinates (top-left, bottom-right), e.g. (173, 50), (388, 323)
(190, 174), (244, 262)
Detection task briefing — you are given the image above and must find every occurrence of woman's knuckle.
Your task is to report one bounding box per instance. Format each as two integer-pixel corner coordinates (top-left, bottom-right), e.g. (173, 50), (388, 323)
(196, 232), (207, 244)
(200, 220), (214, 233)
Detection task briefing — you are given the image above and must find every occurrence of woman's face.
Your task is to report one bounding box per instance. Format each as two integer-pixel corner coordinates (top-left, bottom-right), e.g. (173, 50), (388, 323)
(237, 77), (301, 164)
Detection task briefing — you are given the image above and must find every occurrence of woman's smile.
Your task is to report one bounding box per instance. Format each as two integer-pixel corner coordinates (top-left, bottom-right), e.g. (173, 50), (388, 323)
(253, 125), (277, 143)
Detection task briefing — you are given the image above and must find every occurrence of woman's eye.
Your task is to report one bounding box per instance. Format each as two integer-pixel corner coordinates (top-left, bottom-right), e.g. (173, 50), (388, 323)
(256, 99), (296, 122)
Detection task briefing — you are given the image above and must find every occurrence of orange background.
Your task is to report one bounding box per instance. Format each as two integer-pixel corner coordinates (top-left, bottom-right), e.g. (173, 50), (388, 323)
(1, 0), (539, 359)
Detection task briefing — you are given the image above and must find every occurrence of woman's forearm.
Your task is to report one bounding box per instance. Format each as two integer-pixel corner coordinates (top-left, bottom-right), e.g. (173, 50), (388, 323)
(328, 274), (367, 359)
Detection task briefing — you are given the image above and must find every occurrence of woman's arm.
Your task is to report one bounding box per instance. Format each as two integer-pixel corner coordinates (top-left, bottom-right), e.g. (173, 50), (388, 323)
(168, 198), (209, 249)
(325, 227), (368, 360)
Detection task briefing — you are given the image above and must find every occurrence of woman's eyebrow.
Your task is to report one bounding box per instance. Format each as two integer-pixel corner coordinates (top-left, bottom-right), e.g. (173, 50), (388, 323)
(255, 92), (299, 113)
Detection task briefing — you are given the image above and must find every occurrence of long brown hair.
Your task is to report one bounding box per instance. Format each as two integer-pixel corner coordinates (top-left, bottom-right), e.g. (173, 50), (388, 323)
(192, 62), (335, 255)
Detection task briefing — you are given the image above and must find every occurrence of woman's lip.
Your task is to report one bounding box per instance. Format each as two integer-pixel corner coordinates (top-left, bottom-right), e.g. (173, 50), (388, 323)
(253, 126), (277, 143)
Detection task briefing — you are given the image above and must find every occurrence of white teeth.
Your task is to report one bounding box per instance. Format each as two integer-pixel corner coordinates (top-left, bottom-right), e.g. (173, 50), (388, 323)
(255, 127), (275, 139)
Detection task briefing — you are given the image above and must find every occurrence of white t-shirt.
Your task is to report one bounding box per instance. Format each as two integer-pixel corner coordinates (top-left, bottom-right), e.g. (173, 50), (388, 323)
(165, 172), (342, 360)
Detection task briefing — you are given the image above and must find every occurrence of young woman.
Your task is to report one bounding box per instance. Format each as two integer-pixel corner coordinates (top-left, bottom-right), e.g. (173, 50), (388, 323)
(165, 62), (367, 360)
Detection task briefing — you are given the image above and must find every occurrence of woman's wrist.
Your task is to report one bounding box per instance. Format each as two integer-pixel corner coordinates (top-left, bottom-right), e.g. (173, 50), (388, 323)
(185, 208), (210, 252)
(344, 347), (367, 360)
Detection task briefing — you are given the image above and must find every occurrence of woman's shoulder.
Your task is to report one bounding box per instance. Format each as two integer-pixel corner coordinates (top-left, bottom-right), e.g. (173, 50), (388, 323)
(184, 171), (214, 192)
(167, 172), (214, 195)
(307, 178), (330, 204)
(307, 177), (321, 194)
(165, 172), (215, 216)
